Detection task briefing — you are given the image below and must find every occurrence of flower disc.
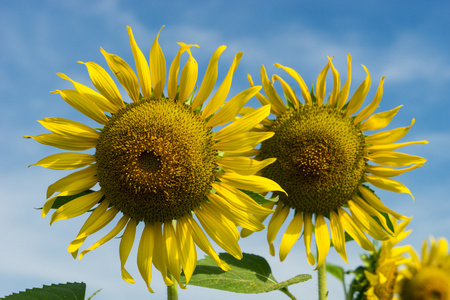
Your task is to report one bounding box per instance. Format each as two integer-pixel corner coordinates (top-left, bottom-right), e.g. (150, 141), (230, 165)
(96, 99), (217, 223)
(400, 266), (450, 300)
(259, 105), (367, 214)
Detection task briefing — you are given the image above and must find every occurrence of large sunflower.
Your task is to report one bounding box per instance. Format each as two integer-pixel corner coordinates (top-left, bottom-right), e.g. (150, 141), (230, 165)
(243, 54), (427, 269)
(25, 26), (284, 292)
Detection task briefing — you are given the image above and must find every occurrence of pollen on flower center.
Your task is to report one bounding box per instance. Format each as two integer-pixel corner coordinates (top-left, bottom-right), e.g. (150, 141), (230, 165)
(95, 98), (217, 223)
(259, 105), (367, 214)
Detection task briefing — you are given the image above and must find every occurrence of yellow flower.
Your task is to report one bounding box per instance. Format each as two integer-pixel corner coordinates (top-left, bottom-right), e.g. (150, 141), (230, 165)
(25, 26), (284, 292)
(397, 237), (450, 300)
(243, 54), (427, 269)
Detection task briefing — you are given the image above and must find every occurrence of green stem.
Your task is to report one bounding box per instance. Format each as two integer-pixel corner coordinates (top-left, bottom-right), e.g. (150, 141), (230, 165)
(167, 273), (178, 300)
(280, 287), (297, 300)
(318, 262), (328, 300)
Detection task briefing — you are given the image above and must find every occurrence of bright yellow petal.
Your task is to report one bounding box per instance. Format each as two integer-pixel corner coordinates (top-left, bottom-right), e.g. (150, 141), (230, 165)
(78, 61), (124, 109)
(358, 186), (406, 220)
(137, 223), (155, 293)
(273, 74), (300, 109)
(365, 119), (415, 145)
(215, 172), (285, 195)
(346, 65), (371, 117)
(127, 26), (152, 99)
(46, 164), (97, 198)
(150, 26), (166, 99)
(329, 211), (348, 263)
(279, 212), (303, 262)
(327, 57), (341, 107)
(51, 89), (108, 124)
(50, 190), (104, 224)
(260, 65), (287, 115)
(275, 63), (312, 104)
(247, 73), (272, 111)
(367, 152), (427, 167)
(267, 204), (290, 256)
(24, 133), (96, 151)
(178, 45), (199, 102)
(30, 153), (95, 170)
(315, 214), (330, 270)
(119, 218), (136, 283)
(348, 200), (389, 240)
(240, 203), (275, 237)
(367, 140), (429, 152)
(337, 54), (352, 110)
(152, 222), (173, 286)
(191, 46), (227, 110)
(184, 215), (230, 271)
(79, 215), (128, 260)
(338, 208), (375, 252)
(352, 195), (395, 235)
(202, 52), (242, 119)
(164, 222), (182, 287)
(206, 86), (261, 127)
(216, 157), (276, 176)
(316, 61), (330, 106)
(359, 105), (402, 132)
(213, 131), (274, 152)
(365, 174), (414, 200)
(303, 213), (315, 265)
(214, 105), (271, 141)
(176, 218), (197, 284)
(354, 76), (385, 124)
(37, 117), (99, 139)
(168, 43), (198, 100)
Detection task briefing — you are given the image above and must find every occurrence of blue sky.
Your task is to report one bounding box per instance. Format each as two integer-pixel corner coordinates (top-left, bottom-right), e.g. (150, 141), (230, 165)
(1, 0), (449, 299)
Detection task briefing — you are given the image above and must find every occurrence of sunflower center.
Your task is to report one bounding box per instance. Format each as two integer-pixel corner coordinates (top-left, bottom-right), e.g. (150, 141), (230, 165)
(259, 105), (367, 214)
(95, 99), (217, 223)
(400, 267), (450, 300)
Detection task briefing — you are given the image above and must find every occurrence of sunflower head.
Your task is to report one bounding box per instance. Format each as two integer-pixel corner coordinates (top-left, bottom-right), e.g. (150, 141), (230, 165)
(243, 55), (427, 268)
(25, 26), (284, 292)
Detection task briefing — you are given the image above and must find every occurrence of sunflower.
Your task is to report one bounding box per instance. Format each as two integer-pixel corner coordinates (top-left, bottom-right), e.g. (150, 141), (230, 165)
(242, 54), (427, 269)
(397, 237), (450, 300)
(25, 26), (284, 292)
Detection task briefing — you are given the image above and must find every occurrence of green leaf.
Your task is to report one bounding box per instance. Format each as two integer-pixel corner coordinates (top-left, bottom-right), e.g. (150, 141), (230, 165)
(3, 282), (86, 300)
(240, 190), (279, 205)
(326, 262), (345, 284)
(180, 253), (311, 295)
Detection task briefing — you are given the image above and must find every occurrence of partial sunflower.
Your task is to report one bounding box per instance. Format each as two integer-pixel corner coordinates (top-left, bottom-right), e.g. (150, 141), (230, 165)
(25, 26), (284, 292)
(397, 237), (450, 300)
(243, 54), (427, 269)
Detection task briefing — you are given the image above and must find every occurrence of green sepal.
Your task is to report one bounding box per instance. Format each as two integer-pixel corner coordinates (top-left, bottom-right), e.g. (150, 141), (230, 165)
(180, 253), (311, 296)
(3, 282), (87, 300)
(36, 190), (96, 211)
(240, 189), (279, 205)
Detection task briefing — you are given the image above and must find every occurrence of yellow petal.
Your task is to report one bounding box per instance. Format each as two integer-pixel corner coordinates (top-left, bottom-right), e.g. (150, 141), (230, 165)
(275, 63), (312, 104)
(176, 218), (197, 284)
(50, 190), (104, 224)
(316, 61), (330, 106)
(260, 65), (287, 114)
(202, 52), (242, 118)
(338, 208), (375, 251)
(100, 47), (140, 102)
(354, 76), (385, 124)
(152, 222), (173, 286)
(367, 152), (427, 167)
(267, 204), (290, 256)
(279, 212), (303, 262)
(37, 117), (99, 139)
(329, 211), (348, 263)
(346, 65), (371, 117)
(168, 43), (198, 100)
(206, 86), (261, 127)
(47, 164), (97, 198)
(315, 214), (330, 270)
(213, 131), (274, 152)
(348, 200), (389, 240)
(51, 89), (108, 124)
(367, 140), (428, 152)
(358, 186), (406, 220)
(359, 105), (402, 132)
(119, 218), (136, 283)
(352, 195), (395, 235)
(79, 215), (128, 260)
(127, 26), (152, 99)
(365, 119), (415, 145)
(183, 215), (230, 271)
(78, 61), (124, 109)
(240, 203), (275, 238)
(191, 46), (227, 110)
(24, 133), (96, 151)
(248, 74), (272, 111)
(178, 45), (199, 102)
(216, 157), (276, 176)
(214, 105), (271, 141)
(365, 174), (414, 200)
(303, 213), (315, 265)
(337, 54), (352, 110)
(137, 223), (155, 293)
(273, 74), (300, 109)
(150, 26), (166, 99)
(215, 172), (285, 195)
(327, 57), (341, 107)
(164, 222), (182, 287)
(30, 153), (95, 170)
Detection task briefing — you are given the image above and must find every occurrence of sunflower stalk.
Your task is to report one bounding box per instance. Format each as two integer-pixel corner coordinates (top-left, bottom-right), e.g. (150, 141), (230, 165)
(167, 272), (178, 300)
(318, 261), (327, 300)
